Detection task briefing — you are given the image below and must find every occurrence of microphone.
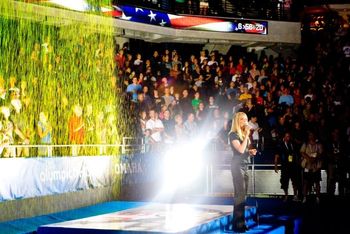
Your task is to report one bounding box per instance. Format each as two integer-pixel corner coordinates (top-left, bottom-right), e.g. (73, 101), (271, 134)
(243, 124), (251, 131)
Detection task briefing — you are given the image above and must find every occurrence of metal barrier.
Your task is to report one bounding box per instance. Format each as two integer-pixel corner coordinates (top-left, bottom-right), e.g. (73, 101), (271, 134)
(0, 137), (144, 157)
(207, 156), (329, 196)
(122, 137), (145, 154)
(0, 142), (341, 196)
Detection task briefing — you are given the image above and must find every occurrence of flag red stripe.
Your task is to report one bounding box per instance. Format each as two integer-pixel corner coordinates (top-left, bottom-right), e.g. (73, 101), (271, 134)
(104, 10), (122, 17)
(170, 16), (225, 28)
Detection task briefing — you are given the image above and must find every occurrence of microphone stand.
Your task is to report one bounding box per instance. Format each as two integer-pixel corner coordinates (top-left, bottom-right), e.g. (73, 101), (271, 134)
(252, 140), (258, 227)
(248, 128), (256, 196)
(252, 141), (257, 196)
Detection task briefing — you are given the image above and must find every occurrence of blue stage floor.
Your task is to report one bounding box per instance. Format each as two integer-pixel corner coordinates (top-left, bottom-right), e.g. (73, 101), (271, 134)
(38, 203), (236, 234)
(0, 202), (145, 234)
(0, 195), (348, 234)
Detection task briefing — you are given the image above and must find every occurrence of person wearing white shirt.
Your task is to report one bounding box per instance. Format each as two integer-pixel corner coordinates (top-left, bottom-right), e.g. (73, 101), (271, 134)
(145, 109), (164, 143)
(248, 115), (262, 148)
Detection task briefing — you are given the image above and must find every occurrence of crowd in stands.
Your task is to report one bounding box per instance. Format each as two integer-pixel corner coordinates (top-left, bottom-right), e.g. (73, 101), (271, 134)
(0, 81), (65, 157)
(119, 31), (350, 196)
(120, 45), (349, 148)
(0, 88), (118, 157)
(0, 82), (33, 157)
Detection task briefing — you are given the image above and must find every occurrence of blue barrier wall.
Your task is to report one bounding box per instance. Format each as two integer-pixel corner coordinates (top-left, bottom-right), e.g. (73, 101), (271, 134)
(0, 156), (112, 202)
(0, 153), (162, 202)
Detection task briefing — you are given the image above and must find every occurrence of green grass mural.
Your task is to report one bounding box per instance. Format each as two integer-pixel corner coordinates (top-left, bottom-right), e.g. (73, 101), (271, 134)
(0, 0), (135, 157)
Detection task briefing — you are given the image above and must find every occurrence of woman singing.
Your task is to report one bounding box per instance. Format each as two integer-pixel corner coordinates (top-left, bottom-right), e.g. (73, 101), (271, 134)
(228, 112), (257, 232)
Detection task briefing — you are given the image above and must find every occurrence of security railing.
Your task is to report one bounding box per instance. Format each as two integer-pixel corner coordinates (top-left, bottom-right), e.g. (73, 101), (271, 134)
(206, 156), (331, 196)
(0, 139), (336, 195)
(206, 161), (278, 195)
(0, 137), (145, 158)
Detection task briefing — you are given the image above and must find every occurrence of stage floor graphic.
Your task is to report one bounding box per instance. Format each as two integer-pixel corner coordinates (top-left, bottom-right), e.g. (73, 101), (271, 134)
(37, 203), (233, 234)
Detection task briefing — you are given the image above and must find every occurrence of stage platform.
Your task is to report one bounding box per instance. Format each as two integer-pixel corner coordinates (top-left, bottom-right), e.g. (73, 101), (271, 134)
(2, 197), (320, 234)
(3, 195), (349, 234)
(37, 203), (257, 234)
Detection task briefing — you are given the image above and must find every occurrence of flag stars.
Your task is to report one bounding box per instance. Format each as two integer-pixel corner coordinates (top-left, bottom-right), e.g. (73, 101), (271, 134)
(148, 10), (157, 22)
(121, 12), (131, 20)
(159, 19), (166, 26)
(135, 8), (143, 13)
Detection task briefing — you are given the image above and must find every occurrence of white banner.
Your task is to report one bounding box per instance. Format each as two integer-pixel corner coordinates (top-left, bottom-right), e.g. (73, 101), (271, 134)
(0, 156), (112, 202)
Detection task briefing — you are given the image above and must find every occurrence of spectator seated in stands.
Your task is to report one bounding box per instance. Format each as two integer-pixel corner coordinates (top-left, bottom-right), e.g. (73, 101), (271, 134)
(126, 77), (142, 103)
(279, 88), (294, 106)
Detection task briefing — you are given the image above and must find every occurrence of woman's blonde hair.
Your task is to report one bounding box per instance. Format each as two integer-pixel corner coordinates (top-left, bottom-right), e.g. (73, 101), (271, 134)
(230, 112), (249, 142)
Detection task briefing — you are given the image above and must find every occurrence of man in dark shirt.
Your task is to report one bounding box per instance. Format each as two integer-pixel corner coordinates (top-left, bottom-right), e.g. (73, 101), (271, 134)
(326, 128), (346, 196)
(274, 132), (301, 202)
(179, 89), (192, 116)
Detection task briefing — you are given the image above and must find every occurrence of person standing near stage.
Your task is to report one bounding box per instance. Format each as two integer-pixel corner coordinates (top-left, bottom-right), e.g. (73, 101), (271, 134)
(326, 128), (346, 196)
(300, 131), (323, 204)
(274, 132), (301, 202)
(228, 112), (257, 232)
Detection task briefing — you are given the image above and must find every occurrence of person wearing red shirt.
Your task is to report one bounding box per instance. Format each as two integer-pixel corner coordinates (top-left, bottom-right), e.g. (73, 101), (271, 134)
(69, 104), (85, 156)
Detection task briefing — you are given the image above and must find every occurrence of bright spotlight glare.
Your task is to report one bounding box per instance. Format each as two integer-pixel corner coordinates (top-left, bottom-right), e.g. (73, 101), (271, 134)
(164, 204), (197, 231)
(162, 143), (204, 192)
(49, 0), (90, 12)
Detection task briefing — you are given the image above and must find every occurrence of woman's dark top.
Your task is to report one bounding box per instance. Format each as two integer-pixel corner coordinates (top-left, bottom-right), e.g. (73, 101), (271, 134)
(229, 132), (250, 165)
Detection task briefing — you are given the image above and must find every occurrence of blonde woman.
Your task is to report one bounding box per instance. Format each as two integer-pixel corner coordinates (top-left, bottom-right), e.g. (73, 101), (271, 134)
(228, 112), (257, 232)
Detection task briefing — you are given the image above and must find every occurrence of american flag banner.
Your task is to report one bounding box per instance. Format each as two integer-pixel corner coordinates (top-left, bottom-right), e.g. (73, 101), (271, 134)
(114, 5), (267, 34)
(114, 6), (267, 35)
(116, 5), (171, 28)
(27, 1), (267, 34)
(115, 5), (235, 32)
